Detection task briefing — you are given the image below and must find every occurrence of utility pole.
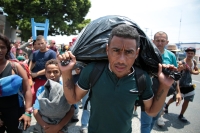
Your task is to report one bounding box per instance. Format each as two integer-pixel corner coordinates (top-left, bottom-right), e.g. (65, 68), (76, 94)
(178, 11), (182, 49)
(177, 11), (182, 60)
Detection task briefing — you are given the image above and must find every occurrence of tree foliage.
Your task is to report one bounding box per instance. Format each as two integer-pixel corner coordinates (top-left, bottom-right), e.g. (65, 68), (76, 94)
(1, 0), (91, 40)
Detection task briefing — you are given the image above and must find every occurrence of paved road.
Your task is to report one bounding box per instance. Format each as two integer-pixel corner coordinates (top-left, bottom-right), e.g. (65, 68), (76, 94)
(24, 74), (200, 133)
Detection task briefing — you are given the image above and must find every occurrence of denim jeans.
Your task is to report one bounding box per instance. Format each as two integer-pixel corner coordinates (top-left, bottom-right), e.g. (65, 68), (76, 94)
(81, 92), (90, 128)
(140, 110), (161, 133)
(73, 103), (79, 119)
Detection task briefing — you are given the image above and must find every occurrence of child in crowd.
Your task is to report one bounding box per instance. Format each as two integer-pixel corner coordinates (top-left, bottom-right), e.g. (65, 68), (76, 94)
(33, 59), (74, 133)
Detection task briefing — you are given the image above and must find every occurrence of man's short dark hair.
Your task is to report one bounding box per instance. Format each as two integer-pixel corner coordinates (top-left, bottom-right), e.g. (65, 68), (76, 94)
(45, 59), (59, 69)
(36, 35), (46, 41)
(33, 40), (36, 46)
(154, 31), (168, 40)
(108, 24), (140, 48)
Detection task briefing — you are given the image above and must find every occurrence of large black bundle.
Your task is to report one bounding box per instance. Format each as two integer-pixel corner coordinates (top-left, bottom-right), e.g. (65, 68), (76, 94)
(70, 15), (162, 75)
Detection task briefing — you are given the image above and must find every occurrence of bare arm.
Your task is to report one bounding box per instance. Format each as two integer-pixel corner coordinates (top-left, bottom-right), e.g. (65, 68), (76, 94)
(29, 61), (35, 71)
(143, 64), (177, 117)
(15, 63), (32, 128)
(57, 51), (88, 104)
(191, 60), (199, 75)
(33, 109), (49, 128)
(15, 63), (32, 109)
(37, 69), (45, 76)
(19, 42), (30, 53)
(34, 106), (75, 133)
(31, 69), (45, 78)
(62, 70), (88, 104)
(175, 81), (182, 106)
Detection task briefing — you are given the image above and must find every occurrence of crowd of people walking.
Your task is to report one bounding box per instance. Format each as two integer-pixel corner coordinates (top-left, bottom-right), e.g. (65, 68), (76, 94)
(0, 23), (199, 133)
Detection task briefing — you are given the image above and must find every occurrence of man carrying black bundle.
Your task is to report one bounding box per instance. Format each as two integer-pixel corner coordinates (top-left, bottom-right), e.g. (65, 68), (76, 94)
(57, 24), (177, 133)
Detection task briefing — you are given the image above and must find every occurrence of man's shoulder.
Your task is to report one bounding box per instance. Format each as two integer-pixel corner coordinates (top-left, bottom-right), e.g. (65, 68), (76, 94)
(80, 62), (103, 78)
(86, 62), (97, 67)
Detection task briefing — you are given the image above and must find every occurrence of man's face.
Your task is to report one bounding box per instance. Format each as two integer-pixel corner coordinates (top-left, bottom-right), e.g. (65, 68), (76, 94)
(33, 42), (40, 51)
(16, 49), (23, 56)
(186, 51), (195, 60)
(27, 44), (33, 49)
(106, 36), (139, 78)
(153, 34), (169, 53)
(45, 64), (61, 82)
(36, 39), (47, 51)
(14, 42), (20, 48)
(50, 42), (55, 47)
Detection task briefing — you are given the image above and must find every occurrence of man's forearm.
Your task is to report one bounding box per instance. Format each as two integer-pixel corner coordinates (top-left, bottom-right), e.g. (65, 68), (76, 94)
(19, 42), (29, 53)
(176, 81), (181, 93)
(191, 68), (199, 75)
(24, 89), (33, 110)
(37, 69), (45, 76)
(29, 61), (35, 71)
(145, 84), (169, 117)
(33, 110), (48, 127)
(62, 71), (77, 104)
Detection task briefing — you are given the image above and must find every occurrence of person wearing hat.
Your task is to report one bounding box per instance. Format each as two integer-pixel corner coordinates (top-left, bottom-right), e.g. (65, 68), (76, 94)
(17, 55), (25, 62)
(164, 47), (199, 122)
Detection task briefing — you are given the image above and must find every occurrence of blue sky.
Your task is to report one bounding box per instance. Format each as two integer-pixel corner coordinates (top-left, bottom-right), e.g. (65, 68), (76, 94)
(85, 0), (200, 43)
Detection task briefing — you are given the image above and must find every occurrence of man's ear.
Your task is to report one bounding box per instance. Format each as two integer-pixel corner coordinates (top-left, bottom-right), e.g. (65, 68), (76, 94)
(152, 39), (155, 44)
(135, 48), (140, 59)
(106, 44), (108, 55)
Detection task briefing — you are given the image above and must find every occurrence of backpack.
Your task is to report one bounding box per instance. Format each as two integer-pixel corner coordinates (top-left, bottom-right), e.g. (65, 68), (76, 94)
(84, 61), (147, 110)
(9, 59), (33, 87)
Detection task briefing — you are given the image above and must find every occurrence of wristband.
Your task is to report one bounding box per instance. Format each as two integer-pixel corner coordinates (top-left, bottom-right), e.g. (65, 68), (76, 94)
(24, 112), (32, 117)
(26, 107), (33, 114)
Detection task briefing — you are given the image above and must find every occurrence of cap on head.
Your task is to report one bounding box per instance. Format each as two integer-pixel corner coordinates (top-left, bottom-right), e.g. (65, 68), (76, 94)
(17, 55), (25, 61)
(185, 47), (196, 53)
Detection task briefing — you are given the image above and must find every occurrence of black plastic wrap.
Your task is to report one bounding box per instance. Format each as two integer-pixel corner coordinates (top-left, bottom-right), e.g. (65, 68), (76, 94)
(70, 15), (162, 75)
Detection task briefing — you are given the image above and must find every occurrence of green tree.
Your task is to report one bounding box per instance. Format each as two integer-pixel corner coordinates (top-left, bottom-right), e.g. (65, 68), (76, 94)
(1, 0), (91, 41)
